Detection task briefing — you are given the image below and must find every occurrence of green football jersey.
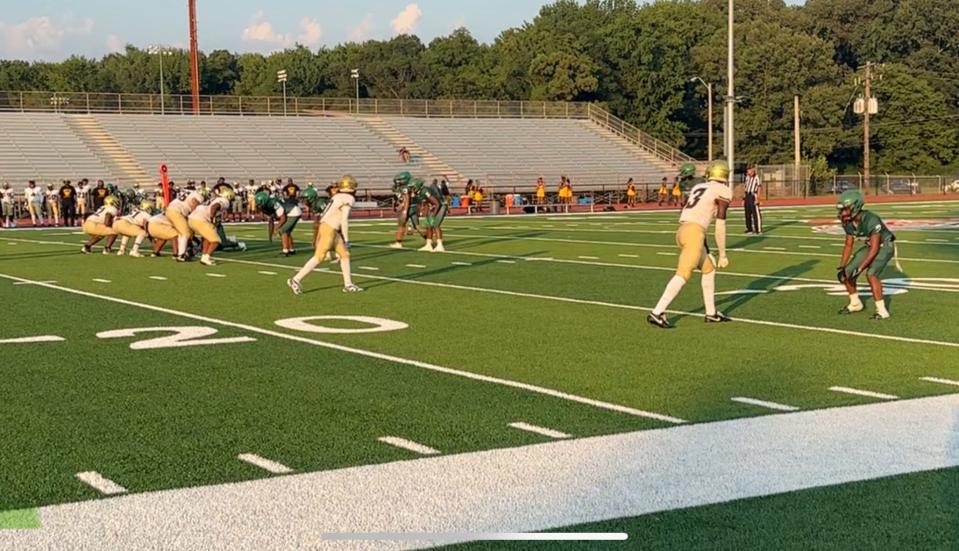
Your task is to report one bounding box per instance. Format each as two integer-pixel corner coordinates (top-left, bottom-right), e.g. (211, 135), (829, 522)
(418, 183), (442, 203)
(842, 210), (894, 243)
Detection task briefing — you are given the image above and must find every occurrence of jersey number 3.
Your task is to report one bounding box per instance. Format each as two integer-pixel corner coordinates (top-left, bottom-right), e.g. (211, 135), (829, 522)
(684, 188), (707, 209)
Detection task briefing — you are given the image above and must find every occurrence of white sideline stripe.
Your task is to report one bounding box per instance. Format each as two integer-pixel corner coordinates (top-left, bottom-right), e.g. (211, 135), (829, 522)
(378, 436), (440, 456)
(6, 234), (957, 294)
(763, 247), (787, 251)
(205, 273), (227, 278)
(799, 245), (821, 249)
(577, 256), (599, 260)
(0, 335), (65, 344)
(216, 258), (959, 350)
(926, 239), (949, 243)
(148, 276), (167, 281)
(920, 376), (959, 387)
(75, 471), (127, 495)
(618, 254), (639, 258)
(0, 273), (684, 424)
(829, 386), (899, 401)
(238, 453), (294, 475)
(508, 422), (571, 439)
(731, 397), (800, 412)
(13, 280), (57, 285)
(14, 395), (959, 551)
(258, 271), (277, 276)
(405, 264), (427, 269)
(321, 533), (627, 542)
(92, 278), (111, 283)
(358, 266), (379, 271)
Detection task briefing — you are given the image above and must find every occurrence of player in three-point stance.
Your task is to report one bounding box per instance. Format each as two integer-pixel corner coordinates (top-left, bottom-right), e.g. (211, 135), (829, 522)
(80, 195), (122, 254)
(835, 190), (897, 320)
(647, 161), (732, 329)
(287, 175), (362, 295)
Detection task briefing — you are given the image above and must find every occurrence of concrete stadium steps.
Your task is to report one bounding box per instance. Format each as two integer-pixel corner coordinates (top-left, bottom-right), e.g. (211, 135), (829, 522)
(356, 116), (466, 186)
(581, 121), (677, 175)
(63, 115), (153, 186)
(0, 113), (114, 183)
(383, 117), (677, 189)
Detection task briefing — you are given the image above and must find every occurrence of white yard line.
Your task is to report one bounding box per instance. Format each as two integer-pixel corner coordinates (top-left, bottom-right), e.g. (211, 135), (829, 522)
(0, 335), (65, 344)
(508, 422), (571, 439)
(205, 273), (227, 278)
(920, 377), (959, 387)
(12, 280), (57, 285)
(798, 245), (821, 249)
(378, 436), (440, 456)
(258, 271), (277, 276)
(451, 261), (472, 266)
(237, 453), (294, 475)
(74, 471), (127, 496)
(358, 266), (380, 271)
(216, 258), (959, 350)
(12, 395), (959, 551)
(405, 264), (427, 269)
(496, 260), (516, 264)
(618, 254), (639, 258)
(577, 256), (600, 260)
(829, 386), (899, 401)
(91, 278), (111, 283)
(715, 289), (768, 296)
(148, 276), (167, 281)
(0, 273), (684, 424)
(731, 397), (800, 412)
(763, 247), (787, 251)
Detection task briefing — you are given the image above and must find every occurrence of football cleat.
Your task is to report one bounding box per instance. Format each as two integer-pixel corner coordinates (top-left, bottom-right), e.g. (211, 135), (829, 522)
(418, 243), (434, 252)
(705, 312), (732, 323)
(129, 251), (143, 258)
(287, 278), (303, 295)
(237, 241), (247, 251)
(870, 312), (890, 321)
(80, 245), (92, 254)
(200, 257), (216, 266)
(102, 248), (112, 255)
(174, 255), (187, 262)
(838, 304), (864, 315)
(432, 243), (446, 252)
(389, 242), (403, 249)
(343, 284), (364, 293)
(116, 250), (125, 256)
(646, 312), (672, 329)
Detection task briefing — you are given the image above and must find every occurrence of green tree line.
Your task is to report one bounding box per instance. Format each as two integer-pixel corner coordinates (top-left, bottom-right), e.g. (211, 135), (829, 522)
(1, 0), (957, 173)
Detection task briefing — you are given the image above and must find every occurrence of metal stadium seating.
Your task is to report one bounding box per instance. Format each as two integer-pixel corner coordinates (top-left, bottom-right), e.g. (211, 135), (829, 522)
(0, 113), (112, 183)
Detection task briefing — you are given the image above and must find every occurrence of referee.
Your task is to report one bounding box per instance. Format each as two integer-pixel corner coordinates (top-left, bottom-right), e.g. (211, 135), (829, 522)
(743, 166), (762, 234)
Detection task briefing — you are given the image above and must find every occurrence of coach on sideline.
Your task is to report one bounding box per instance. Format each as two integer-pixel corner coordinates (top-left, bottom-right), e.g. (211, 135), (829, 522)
(743, 165), (762, 234)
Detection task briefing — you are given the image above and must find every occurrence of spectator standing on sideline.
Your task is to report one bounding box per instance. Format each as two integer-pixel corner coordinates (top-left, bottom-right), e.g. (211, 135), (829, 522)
(670, 178), (682, 207)
(1, 183), (15, 227)
(24, 181), (44, 226)
(92, 180), (108, 210)
(77, 179), (89, 218)
(59, 180), (77, 227)
(626, 178), (637, 208)
(283, 178), (300, 200)
(658, 177), (669, 206)
(743, 166), (763, 234)
(535, 177), (546, 205)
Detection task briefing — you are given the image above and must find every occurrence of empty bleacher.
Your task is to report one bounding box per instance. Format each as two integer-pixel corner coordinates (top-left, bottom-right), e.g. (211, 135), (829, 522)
(93, 114), (408, 186)
(383, 117), (674, 188)
(0, 113), (113, 183)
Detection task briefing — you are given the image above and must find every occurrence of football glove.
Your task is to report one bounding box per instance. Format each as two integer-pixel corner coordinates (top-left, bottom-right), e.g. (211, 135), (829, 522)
(836, 266), (847, 284)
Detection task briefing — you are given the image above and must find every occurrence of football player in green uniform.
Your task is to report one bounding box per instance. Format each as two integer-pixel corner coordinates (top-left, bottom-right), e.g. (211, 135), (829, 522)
(389, 171), (425, 249)
(255, 191), (301, 257)
(836, 190), (898, 320)
(418, 178), (448, 252)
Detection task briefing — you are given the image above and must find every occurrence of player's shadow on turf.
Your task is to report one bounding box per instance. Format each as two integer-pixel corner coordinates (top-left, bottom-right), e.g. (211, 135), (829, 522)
(718, 260), (818, 315)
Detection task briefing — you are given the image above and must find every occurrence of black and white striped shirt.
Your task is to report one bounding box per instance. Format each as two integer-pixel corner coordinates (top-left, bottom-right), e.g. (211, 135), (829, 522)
(744, 174), (761, 194)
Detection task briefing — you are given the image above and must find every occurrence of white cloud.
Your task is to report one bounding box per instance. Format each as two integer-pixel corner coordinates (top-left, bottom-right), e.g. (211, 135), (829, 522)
(348, 15), (374, 43)
(241, 11), (293, 49)
(106, 34), (123, 54)
(391, 4), (422, 35)
(297, 17), (322, 47)
(0, 16), (94, 58)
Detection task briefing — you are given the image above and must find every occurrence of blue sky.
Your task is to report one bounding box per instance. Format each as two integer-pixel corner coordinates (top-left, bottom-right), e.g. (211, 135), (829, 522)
(0, 0), (805, 62)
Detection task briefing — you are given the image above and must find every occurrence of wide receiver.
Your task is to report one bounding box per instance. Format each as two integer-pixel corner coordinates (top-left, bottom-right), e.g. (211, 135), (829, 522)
(287, 175), (362, 295)
(647, 160), (733, 328)
(835, 190), (897, 320)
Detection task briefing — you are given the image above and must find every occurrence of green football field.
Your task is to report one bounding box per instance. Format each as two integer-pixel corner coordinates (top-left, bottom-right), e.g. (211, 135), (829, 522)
(1, 199), (958, 547)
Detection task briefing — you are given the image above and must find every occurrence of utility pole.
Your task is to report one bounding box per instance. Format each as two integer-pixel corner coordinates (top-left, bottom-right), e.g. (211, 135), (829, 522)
(725, 0), (735, 178)
(794, 95), (801, 197)
(188, 0), (200, 115)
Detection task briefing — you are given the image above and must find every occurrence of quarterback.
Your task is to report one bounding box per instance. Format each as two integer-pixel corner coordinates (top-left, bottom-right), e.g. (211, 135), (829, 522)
(648, 161), (732, 329)
(835, 190), (897, 320)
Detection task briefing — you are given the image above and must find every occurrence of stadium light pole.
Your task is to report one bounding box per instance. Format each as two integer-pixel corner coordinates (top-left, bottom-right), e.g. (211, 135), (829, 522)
(277, 69), (288, 116)
(689, 77), (713, 162)
(725, 0), (735, 178)
(149, 46), (173, 115)
(351, 69), (360, 113)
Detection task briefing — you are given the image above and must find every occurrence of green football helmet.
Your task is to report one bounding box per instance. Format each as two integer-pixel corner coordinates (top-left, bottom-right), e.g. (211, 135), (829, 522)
(837, 189), (864, 219)
(254, 191), (271, 209)
(302, 187), (318, 204)
(410, 178), (425, 191)
(679, 163), (697, 178)
(393, 171), (412, 187)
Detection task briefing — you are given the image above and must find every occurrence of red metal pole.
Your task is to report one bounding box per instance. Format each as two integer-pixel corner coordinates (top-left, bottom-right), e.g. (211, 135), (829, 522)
(188, 0), (201, 115)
